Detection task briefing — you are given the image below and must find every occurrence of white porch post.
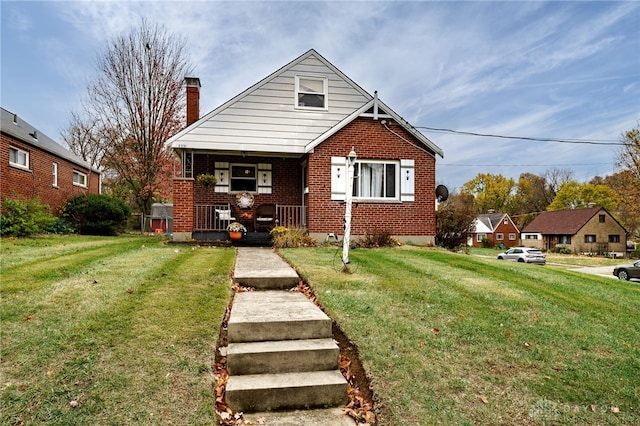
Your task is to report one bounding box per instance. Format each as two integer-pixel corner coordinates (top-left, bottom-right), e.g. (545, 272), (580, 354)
(342, 148), (357, 270)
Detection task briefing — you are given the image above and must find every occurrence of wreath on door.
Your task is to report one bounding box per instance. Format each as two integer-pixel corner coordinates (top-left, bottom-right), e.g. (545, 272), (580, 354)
(236, 192), (255, 209)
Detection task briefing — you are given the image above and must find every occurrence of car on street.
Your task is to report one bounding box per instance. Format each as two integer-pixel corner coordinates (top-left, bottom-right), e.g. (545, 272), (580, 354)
(497, 247), (546, 264)
(613, 260), (640, 280)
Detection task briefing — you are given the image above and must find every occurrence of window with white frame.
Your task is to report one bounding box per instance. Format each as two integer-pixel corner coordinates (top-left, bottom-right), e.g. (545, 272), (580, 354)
(73, 170), (87, 187)
(509, 233), (516, 240)
(295, 76), (327, 109)
(230, 164), (257, 192)
(352, 160), (398, 200)
(496, 233), (504, 240)
(477, 233), (487, 242)
(9, 146), (29, 169)
(52, 163), (58, 187)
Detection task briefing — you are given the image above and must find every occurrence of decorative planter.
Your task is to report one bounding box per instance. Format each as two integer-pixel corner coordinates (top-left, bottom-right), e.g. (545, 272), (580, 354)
(229, 231), (243, 241)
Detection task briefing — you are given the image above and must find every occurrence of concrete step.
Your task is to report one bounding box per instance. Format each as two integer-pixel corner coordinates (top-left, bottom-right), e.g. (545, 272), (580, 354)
(225, 370), (348, 413)
(234, 247), (299, 289)
(227, 338), (339, 375)
(228, 291), (332, 343)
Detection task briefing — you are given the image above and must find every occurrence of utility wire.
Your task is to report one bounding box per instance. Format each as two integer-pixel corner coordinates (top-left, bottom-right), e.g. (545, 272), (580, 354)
(416, 126), (624, 146)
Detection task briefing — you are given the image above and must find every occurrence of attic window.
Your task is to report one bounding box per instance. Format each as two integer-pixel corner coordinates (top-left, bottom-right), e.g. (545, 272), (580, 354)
(295, 76), (327, 109)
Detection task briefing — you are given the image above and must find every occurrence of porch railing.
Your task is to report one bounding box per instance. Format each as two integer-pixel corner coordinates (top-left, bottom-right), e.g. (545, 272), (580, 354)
(193, 204), (306, 232)
(277, 205), (306, 229)
(194, 204), (234, 232)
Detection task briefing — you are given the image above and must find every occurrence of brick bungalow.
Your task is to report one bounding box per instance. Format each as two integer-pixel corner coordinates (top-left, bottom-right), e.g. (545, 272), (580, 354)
(167, 49), (444, 243)
(521, 206), (628, 256)
(469, 212), (520, 248)
(1, 107), (101, 214)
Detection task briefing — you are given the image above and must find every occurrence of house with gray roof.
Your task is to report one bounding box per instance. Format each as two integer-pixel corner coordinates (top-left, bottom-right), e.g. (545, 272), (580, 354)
(1, 107), (101, 214)
(469, 212), (520, 248)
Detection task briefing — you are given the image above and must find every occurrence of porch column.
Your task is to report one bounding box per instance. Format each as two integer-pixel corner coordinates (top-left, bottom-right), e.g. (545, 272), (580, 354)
(173, 178), (194, 241)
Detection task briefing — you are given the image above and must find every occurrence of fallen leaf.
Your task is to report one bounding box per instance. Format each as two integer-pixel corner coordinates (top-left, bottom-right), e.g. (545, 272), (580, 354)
(523, 342), (531, 348)
(589, 404), (596, 412)
(23, 315), (32, 321)
(504, 331), (511, 337)
(432, 328), (440, 335)
(534, 315), (540, 322)
(610, 406), (620, 413)
(69, 400), (79, 408)
(219, 412), (231, 420)
(458, 313), (465, 319)
(480, 395), (489, 404)
(126, 288), (134, 294)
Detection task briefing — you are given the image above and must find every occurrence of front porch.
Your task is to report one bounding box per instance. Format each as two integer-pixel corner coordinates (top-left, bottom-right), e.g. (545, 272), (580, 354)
(192, 203), (306, 242)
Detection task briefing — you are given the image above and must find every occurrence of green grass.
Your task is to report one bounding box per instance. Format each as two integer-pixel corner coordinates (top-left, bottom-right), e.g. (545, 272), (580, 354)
(1, 235), (234, 425)
(280, 246), (640, 425)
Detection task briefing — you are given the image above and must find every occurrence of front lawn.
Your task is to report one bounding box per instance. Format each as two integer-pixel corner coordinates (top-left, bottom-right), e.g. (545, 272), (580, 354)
(1, 235), (234, 425)
(281, 247), (640, 425)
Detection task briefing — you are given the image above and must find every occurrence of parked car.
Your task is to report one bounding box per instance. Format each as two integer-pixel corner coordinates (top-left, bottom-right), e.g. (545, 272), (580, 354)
(497, 247), (546, 264)
(613, 260), (640, 280)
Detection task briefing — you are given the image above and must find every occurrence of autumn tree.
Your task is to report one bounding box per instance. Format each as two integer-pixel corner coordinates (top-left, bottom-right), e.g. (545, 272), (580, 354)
(461, 173), (516, 214)
(618, 125), (640, 181)
(64, 19), (193, 223)
(596, 170), (640, 239)
(436, 193), (478, 249)
(511, 173), (550, 228)
(547, 181), (620, 211)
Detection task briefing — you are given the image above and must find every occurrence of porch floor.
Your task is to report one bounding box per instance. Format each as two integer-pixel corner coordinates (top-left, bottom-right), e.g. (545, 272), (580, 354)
(193, 231), (272, 247)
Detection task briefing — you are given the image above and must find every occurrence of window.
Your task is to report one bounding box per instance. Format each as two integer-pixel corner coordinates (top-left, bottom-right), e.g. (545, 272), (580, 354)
(525, 234), (538, 240)
(73, 170), (87, 187)
(496, 233), (504, 240)
(559, 235), (572, 244)
(509, 233), (516, 241)
(52, 163), (58, 187)
(295, 76), (327, 109)
(599, 214), (605, 223)
(584, 234), (596, 243)
(504, 218), (509, 224)
(9, 146), (29, 169)
(352, 161), (398, 200)
(230, 164), (257, 192)
(609, 234), (620, 243)
(477, 233), (487, 242)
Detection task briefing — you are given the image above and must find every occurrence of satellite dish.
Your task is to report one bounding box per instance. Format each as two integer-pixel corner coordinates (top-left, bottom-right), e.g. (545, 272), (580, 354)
(436, 185), (449, 202)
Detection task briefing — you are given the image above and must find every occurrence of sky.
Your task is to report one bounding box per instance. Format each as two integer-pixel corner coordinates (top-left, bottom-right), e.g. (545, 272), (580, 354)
(2, 0), (639, 191)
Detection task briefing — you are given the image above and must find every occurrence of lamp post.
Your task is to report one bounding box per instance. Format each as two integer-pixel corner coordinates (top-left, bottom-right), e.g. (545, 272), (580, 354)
(342, 147), (357, 270)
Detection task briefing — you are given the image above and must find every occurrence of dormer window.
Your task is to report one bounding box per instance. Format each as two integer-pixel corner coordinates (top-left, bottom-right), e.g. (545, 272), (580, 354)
(295, 75), (327, 109)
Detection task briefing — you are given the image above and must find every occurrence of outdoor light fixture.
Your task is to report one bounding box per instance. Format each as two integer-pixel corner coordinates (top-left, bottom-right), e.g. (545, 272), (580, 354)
(347, 147), (357, 166)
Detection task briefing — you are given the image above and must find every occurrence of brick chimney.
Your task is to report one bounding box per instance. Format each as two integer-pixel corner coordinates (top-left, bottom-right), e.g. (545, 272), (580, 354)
(185, 77), (201, 126)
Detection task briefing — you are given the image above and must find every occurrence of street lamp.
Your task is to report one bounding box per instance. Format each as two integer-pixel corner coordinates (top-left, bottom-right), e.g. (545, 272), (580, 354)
(342, 147), (357, 270)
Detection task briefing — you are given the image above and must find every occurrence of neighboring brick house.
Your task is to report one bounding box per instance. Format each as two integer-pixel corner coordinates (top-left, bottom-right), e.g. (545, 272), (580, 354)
(1, 107), (100, 214)
(167, 49), (444, 243)
(521, 206), (628, 256)
(469, 212), (520, 248)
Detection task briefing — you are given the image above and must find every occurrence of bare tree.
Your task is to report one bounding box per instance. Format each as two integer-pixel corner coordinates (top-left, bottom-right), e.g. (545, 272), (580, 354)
(65, 19), (193, 226)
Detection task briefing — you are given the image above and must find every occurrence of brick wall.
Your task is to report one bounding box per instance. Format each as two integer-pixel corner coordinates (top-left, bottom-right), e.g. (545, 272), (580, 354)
(573, 212), (627, 253)
(172, 178), (194, 235)
(192, 154), (303, 216)
(1, 133), (100, 214)
(307, 117), (437, 237)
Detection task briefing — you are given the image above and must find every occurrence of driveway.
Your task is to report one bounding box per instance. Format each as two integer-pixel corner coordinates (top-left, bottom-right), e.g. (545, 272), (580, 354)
(568, 265), (615, 278)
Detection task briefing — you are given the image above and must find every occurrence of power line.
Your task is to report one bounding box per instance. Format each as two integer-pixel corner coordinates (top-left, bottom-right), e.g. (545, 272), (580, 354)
(416, 126), (624, 146)
(439, 162), (612, 167)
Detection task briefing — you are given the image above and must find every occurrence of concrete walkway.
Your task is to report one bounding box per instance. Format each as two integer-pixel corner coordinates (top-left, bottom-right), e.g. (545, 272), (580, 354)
(227, 247), (355, 425)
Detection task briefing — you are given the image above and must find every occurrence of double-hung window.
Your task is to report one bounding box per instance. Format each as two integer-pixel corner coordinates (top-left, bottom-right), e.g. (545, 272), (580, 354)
(230, 164), (257, 192)
(9, 146), (29, 169)
(73, 170), (87, 187)
(295, 76), (327, 109)
(352, 160), (398, 200)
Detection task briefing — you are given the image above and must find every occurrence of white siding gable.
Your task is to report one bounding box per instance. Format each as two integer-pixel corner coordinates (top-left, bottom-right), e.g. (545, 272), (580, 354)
(169, 50), (372, 154)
